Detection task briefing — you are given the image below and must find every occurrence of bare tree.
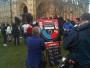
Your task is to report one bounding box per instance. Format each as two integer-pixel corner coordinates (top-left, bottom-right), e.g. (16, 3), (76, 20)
(36, 0), (89, 18)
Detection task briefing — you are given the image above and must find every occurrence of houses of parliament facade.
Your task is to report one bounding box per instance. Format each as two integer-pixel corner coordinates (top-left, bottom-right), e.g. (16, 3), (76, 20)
(0, 0), (89, 23)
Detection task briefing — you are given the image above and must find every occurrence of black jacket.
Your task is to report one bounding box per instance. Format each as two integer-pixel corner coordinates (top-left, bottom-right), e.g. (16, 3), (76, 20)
(63, 22), (90, 65)
(12, 24), (20, 37)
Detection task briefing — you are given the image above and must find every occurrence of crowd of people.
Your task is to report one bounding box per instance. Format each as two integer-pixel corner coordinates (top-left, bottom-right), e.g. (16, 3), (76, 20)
(0, 15), (75, 47)
(0, 22), (21, 46)
(0, 13), (90, 68)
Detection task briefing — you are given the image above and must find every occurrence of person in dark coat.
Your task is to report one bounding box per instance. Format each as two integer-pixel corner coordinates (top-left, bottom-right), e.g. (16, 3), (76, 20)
(63, 13), (90, 68)
(58, 17), (65, 34)
(1, 23), (7, 46)
(57, 17), (65, 41)
(12, 23), (20, 46)
(26, 27), (45, 68)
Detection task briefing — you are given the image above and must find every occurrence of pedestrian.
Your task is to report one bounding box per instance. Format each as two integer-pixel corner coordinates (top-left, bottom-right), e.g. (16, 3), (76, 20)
(22, 22), (32, 41)
(58, 17), (65, 35)
(63, 13), (90, 68)
(57, 17), (65, 41)
(63, 19), (74, 32)
(6, 24), (12, 42)
(74, 18), (80, 28)
(32, 21), (41, 33)
(26, 27), (45, 68)
(12, 23), (20, 46)
(26, 24), (33, 37)
(1, 23), (7, 46)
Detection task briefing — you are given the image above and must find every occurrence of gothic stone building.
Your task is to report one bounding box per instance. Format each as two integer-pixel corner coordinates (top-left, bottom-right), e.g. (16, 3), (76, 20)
(0, 0), (89, 23)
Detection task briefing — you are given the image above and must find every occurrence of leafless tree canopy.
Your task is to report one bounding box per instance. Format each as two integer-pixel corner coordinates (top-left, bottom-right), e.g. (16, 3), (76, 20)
(36, 0), (89, 19)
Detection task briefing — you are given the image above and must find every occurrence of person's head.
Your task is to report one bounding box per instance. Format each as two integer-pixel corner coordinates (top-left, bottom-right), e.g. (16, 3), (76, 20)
(79, 13), (90, 26)
(80, 13), (90, 22)
(32, 27), (40, 36)
(12, 23), (17, 27)
(75, 18), (80, 25)
(32, 21), (39, 27)
(58, 17), (64, 23)
(7, 24), (10, 27)
(76, 18), (80, 22)
(1, 23), (5, 28)
(66, 19), (71, 22)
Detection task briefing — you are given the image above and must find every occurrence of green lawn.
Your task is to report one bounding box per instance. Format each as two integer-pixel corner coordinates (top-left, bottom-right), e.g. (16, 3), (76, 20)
(0, 37), (68, 68)
(0, 39), (26, 68)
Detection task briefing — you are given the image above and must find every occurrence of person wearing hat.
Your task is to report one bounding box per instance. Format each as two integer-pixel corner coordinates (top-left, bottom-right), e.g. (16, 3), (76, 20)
(63, 13), (90, 68)
(26, 27), (45, 68)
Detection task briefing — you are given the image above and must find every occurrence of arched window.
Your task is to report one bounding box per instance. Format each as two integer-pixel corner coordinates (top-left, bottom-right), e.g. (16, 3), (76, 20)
(23, 6), (28, 13)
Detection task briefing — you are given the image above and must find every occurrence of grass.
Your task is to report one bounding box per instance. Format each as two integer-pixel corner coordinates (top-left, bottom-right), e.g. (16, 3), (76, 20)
(0, 38), (26, 68)
(0, 36), (68, 68)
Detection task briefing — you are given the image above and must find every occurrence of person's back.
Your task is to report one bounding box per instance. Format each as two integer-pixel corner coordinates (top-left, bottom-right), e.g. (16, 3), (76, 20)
(22, 23), (30, 33)
(12, 23), (20, 37)
(12, 23), (20, 45)
(63, 13), (90, 68)
(26, 27), (44, 68)
(75, 22), (90, 65)
(6, 25), (12, 35)
(26, 36), (44, 57)
(66, 22), (90, 68)
(27, 25), (32, 36)
(1, 24), (6, 36)
(1, 23), (7, 46)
